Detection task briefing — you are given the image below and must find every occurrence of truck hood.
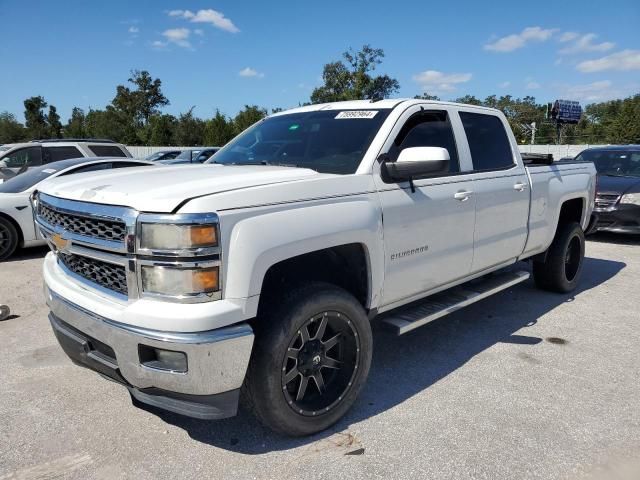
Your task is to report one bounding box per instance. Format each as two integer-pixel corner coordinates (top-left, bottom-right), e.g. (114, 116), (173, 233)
(37, 164), (326, 212)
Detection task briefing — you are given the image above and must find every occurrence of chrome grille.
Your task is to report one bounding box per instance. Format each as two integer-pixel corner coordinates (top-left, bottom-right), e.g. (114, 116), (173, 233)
(594, 193), (620, 211)
(59, 253), (127, 296)
(39, 201), (126, 242)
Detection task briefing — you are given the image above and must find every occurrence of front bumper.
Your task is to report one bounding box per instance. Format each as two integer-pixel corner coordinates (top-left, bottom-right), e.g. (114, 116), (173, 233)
(46, 285), (254, 419)
(593, 204), (640, 234)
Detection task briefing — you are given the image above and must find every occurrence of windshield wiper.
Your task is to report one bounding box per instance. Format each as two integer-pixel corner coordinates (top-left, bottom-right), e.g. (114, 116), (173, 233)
(216, 160), (302, 168)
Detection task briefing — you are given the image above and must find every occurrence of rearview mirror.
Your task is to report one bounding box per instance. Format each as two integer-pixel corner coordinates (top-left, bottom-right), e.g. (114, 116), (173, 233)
(383, 147), (450, 182)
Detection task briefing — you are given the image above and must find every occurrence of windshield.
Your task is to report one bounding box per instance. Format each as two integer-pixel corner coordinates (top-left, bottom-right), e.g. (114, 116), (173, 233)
(0, 165), (60, 193)
(207, 109), (391, 174)
(577, 150), (640, 177)
(175, 150), (200, 160)
(0, 146), (11, 153)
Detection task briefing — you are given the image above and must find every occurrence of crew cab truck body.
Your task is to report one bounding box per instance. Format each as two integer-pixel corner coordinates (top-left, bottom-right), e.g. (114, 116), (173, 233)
(35, 99), (596, 436)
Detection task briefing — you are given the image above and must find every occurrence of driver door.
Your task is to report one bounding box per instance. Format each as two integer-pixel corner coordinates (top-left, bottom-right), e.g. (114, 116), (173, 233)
(374, 106), (476, 308)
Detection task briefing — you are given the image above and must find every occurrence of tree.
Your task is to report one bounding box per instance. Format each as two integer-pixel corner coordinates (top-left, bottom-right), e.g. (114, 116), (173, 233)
(85, 107), (132, 143)
(65, 107), (86, 138)
(23, 96), (48, 139)
(148, 114), (177, 146)
(112, 70), (169, 128)
(310, 45), (399, 103)
(204, 110), (235, 146)
(174, 108), (206, 146)
(0, 112), (27, 143)
(233, 105), (267, 135)
(47, 105), (63, 138)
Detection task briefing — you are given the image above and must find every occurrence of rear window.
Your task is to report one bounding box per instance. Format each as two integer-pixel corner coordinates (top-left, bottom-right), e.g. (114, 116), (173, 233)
(460, 112), (514, 171)
(88, 145), (127, 157)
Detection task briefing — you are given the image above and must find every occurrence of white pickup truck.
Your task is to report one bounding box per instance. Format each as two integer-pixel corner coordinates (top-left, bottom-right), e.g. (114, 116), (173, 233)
(34, 99), (596, 436)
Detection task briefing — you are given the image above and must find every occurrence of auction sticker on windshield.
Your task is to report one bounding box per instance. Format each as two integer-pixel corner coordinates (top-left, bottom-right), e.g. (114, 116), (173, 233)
(335, 111), (378, 119)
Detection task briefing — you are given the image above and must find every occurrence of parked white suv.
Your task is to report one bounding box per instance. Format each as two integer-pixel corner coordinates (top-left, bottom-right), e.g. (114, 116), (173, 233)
(0, 139), (131, 181)
(34, 99), (596, 436)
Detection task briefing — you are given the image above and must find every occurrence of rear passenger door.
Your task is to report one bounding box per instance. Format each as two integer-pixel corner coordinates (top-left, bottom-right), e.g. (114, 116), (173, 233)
(459, 111), (529, 273)
(43, 146), (83, 163)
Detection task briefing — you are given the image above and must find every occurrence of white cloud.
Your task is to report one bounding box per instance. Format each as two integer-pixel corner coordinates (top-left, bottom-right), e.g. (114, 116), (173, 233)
(412, 70), (472, 93)
(128, 26), (139, 34)
(499, 81), (511, 88)
(162, 28), (191, 48)
(151, 40), (167, 49)
(555, 80), (625, 103)
(239, 67), (264, 78)
(168, 9), (239, 33)
(559, 32), (579, 43)
(577, 49), (640, 72)
(484, 27), (556, 52)
(194, 28), (204, 36)
(526, 81), (541, 89)
(558, 33), (615, 55)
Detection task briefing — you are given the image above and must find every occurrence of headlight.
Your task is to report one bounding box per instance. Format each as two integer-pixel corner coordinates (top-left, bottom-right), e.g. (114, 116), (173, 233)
(141, 265), (219, 297)
(139, 222), (218, 252)
(620, 193), (640, 205)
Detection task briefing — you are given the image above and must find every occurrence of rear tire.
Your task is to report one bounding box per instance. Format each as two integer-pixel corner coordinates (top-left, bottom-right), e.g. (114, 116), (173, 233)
(0, 217), (19, 261)
(533, 222), (585, 293)
(243, 282), (372, 436)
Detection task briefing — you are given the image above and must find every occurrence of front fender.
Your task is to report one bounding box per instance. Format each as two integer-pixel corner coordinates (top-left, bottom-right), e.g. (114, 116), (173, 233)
(221, 198), (384, 313)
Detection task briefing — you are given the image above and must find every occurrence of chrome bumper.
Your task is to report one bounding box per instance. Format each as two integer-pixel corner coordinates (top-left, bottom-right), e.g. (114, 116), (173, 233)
(45, 285), (254, 397)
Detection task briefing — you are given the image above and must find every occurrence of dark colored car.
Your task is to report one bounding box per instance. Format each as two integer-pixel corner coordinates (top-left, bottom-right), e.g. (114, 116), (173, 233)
(145, 150), (182, 161)
(158, 147), (219, 165)
(578, 146), (640, 234)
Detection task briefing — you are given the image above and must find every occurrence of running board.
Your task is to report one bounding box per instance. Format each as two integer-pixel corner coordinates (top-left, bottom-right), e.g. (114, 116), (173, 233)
(381, 270), (530, 335)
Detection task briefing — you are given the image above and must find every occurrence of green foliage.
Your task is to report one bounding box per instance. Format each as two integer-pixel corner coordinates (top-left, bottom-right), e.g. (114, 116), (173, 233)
(204, 110), (235, 146)
(0, 112), (27, 143)
(311, 45), (400, 103)
(148, 114), (177, 146)
(65, 107), (86, 138)
(233, 105), (267, 135)
(47, 106), (63, 138)
(174, 108), (206, 146)
(23, 96), (48, 139)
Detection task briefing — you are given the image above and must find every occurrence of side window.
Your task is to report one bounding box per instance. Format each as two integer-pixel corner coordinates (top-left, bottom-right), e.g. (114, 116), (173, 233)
(0, 146), (42, 168)
(88, 145), (127, 157)
(43, 146), (83, 163)
(460, 112), (514, 171)
(389, 110), (460, 174)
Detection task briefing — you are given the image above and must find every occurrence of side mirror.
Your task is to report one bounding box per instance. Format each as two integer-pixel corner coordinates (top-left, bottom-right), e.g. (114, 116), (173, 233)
(383, 147), (450, 182)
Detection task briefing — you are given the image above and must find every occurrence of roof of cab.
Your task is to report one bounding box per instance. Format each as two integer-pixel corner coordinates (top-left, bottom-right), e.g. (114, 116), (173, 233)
(271, 98), (502, 116)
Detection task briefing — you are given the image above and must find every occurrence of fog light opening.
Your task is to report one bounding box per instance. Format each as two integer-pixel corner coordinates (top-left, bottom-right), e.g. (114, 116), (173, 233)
(139, 345), (188, 373)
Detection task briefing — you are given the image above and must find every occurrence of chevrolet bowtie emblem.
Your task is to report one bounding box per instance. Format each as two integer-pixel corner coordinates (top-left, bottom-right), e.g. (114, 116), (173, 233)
(52, 233), (69, 251)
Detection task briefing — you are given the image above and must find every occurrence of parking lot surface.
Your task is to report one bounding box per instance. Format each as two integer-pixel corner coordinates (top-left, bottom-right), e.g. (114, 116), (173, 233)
(1, 234), (639, 480)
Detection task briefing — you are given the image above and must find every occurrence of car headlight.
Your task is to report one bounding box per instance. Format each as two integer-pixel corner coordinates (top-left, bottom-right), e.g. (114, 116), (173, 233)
(620, 193), (640, 205)
(141, 265), (220, 297)
(140, 223), (217, 251)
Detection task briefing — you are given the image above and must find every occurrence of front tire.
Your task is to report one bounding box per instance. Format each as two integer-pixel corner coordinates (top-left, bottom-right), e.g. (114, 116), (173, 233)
(533, 222), (585, 293)
(0, 217), (19, 261)
(244, 282), (372, 436)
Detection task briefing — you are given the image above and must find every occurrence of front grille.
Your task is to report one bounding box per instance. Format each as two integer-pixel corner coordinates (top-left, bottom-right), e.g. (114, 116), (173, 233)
(594, 193), (620, 211)
(59, 253), (128, 296)
(39, 202), (126, 242)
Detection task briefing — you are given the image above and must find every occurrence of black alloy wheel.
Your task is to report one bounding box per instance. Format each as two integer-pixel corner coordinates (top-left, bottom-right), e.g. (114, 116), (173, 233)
(0, 218), (18, 261)
(281, 311), (360, 416)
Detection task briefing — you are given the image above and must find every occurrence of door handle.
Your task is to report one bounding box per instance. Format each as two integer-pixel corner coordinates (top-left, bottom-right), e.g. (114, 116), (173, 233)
(454, 190), (472, 201)
(513, 182), (527, 192)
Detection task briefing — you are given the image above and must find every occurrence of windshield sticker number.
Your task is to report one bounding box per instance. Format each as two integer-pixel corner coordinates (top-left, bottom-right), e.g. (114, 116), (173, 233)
(42, 169), (57, 173)
(335, 111), (378, 119)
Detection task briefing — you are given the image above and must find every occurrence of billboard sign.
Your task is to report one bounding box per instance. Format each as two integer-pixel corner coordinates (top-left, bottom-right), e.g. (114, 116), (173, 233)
(550, 100), (582, 124)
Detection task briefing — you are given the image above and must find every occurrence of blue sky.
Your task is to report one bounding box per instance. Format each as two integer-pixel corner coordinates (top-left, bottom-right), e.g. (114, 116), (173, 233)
(1, 0), (638, 123)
